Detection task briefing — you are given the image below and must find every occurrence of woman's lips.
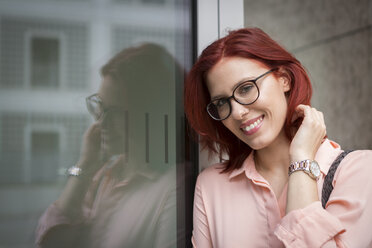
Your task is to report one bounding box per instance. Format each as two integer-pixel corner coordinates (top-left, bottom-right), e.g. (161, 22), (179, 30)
(240, 115), (264, 135)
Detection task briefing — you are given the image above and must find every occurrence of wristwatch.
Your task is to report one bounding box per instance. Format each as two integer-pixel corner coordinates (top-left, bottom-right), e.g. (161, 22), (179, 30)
(67, 166), (83, 176)
(288, 159), (321, 180)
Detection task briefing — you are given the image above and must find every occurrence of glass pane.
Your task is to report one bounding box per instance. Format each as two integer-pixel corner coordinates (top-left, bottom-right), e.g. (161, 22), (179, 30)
(0, 0), (194, 247)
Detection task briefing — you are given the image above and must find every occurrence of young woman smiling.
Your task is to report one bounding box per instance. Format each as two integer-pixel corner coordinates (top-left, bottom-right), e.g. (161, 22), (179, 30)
(184, 28), (372, 247)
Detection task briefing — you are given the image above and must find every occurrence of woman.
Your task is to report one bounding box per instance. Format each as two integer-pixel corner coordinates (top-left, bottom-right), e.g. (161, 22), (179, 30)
(184, 28), (372, 247)
(36, 43), (178, 248)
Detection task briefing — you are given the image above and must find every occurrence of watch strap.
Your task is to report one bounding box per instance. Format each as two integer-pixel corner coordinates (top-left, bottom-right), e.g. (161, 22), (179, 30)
(288, 159), (319, 180)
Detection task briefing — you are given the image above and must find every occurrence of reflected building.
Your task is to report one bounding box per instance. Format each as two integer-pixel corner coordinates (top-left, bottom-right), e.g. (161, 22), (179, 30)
(0, 0), (191, 247)
(0, 16), (90, 183)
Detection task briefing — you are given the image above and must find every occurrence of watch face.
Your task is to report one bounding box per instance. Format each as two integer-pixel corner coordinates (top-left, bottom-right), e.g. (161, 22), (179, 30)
(310, 161), (321, 178)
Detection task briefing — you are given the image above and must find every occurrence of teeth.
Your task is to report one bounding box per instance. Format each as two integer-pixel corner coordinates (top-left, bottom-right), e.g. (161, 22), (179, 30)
(243, 117), (263, 132)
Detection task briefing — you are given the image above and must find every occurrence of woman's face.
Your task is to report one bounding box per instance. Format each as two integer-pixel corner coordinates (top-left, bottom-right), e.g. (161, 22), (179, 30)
(206, 57), (291, 150)
(97, 76), (127, 156)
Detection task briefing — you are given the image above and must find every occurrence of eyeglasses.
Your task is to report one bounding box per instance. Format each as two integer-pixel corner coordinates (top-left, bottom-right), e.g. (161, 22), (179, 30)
(86, 93), (125, 123)
(206, 68), (277, 121)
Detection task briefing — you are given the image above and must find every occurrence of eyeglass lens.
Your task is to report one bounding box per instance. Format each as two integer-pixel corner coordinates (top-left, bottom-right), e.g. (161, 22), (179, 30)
(206, 69), (277, 120)
(87, 96), (104, 120)
(207, 81), (259, 120)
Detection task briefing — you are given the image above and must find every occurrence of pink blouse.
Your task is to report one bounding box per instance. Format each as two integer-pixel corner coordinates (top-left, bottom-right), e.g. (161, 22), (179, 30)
(192, 139), (372, 247)
(36, 156), (177, 248)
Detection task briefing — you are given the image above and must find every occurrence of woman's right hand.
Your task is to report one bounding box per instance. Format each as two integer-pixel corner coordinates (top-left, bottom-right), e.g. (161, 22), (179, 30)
(56, 122), (104, 216)
(289, 104), (326, 162)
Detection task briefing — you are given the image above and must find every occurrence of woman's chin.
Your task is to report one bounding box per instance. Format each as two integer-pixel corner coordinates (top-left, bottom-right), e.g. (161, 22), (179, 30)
(243, 136), (271, 151)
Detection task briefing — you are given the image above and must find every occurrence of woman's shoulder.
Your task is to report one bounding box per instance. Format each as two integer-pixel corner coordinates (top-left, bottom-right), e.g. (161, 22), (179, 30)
(334, 149), (372, 180)
(320, 140), (372, 174)
(339, 149), (372, 166)
(197, 163), (230, 185)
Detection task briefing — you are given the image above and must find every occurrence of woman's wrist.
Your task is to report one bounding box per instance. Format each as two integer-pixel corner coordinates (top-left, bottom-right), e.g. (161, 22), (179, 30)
(286, 172), (319, 213)
(290, 152), (315, 163)
(73, 159), (101, 176)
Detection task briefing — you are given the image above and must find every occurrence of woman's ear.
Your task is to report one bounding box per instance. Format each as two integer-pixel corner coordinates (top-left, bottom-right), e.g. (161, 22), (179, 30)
(277, 68), (291, 92)
(281, 77), (291, 92)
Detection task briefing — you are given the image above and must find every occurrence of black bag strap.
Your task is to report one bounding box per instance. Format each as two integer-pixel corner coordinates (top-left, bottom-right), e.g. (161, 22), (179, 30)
(321, 150), (354, 208)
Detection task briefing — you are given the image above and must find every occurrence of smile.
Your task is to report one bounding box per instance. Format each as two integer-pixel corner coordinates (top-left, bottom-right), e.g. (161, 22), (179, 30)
(240, 115), (264, 134)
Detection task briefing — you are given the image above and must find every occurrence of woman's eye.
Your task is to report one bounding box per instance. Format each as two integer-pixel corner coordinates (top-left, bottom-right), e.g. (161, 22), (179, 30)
(237, 83), (254, 95)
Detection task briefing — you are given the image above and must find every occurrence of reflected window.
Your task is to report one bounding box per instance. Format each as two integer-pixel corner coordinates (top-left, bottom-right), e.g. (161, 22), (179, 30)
(30, 37), (60, 89)
(30, 131), (59, 182)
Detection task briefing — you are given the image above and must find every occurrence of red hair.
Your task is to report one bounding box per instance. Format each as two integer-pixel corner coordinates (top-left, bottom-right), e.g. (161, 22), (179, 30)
(184, 27), (312, 172)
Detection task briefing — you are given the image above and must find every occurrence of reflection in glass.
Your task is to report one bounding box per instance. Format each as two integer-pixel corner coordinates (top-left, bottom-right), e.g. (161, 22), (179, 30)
(0, 1), (193, 247)
(35, 43), (181, 248)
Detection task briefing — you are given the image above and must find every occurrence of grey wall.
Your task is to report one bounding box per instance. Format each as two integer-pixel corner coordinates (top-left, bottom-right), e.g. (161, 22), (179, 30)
(244, 0), (372, 149)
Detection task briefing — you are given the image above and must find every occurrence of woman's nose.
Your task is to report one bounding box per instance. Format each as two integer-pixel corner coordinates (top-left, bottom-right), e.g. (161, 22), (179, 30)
(229, 100), (249, 120)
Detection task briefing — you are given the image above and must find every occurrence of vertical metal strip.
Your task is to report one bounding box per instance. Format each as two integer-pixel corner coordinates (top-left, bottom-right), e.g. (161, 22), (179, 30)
(217, 0), (220, 38)
(125, 110), (128, 163)
(164, 114), (168, 164)
(145, 113), (149, 163)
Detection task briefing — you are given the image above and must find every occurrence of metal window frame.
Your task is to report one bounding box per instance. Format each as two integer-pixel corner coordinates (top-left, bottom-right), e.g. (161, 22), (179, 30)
(197, 0), (244, 54)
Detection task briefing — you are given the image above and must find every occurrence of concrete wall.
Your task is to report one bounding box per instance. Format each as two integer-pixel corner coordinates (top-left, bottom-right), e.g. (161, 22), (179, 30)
(244, 0), (372, 149)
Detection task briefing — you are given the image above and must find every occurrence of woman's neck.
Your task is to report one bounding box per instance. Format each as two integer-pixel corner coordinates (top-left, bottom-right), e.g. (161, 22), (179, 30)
(254, 130), (291, 177)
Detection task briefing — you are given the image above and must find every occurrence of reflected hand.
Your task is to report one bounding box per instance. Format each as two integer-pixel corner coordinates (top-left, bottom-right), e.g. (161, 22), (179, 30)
(76, 122), (102, 174)
(289, 105), (326, 162)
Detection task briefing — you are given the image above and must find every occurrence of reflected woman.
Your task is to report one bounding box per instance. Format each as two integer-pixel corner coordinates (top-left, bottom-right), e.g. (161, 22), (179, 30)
(184, 28), (372, 247)
(36, 43), (179, 248)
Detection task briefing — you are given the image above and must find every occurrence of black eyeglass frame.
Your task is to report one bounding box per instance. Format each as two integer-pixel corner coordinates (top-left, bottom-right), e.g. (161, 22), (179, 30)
(206, 68), (278, 121)
(85, 93), (126, 121)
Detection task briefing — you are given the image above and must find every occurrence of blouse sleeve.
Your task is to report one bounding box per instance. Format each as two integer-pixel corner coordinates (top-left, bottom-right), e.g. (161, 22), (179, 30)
(35, 167), (106, 247)
(192, 176), (213, 248)
(274, 150), (372, 247)
(154, 178), (177, 248)
(35, 202), (89, 248)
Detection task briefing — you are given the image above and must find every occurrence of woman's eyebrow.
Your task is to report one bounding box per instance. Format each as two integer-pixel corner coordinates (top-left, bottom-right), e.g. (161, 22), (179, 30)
(210, 76), (255, 101)
(210, 94), (226, 101)
(236, 76), (255, 85)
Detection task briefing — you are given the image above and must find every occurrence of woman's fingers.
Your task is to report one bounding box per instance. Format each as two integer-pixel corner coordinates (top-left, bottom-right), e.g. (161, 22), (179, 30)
(290, 105), (326, 161)
(296, 105), (325, 131)
(78, 122), (102, 169)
